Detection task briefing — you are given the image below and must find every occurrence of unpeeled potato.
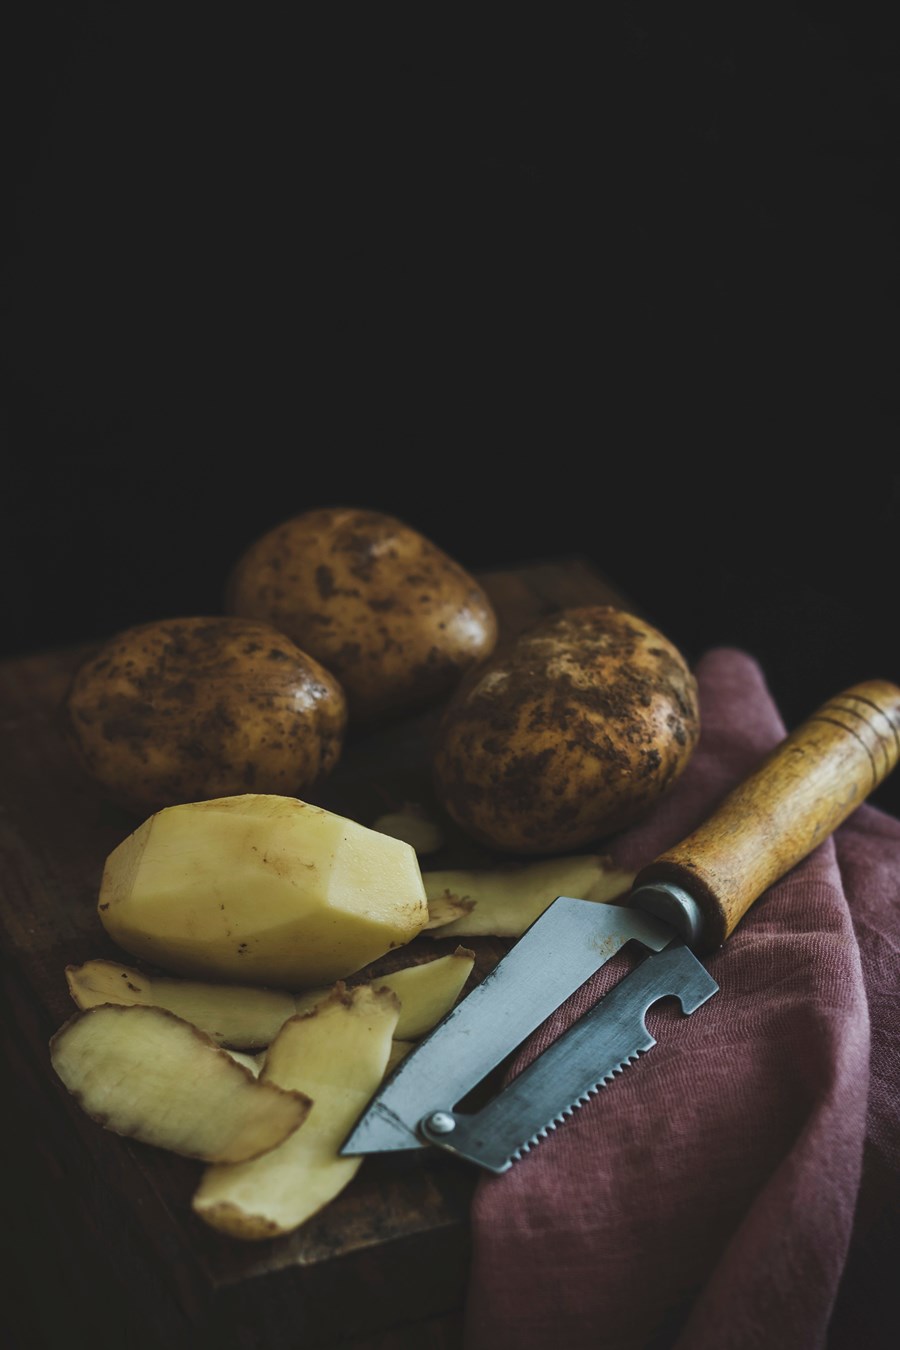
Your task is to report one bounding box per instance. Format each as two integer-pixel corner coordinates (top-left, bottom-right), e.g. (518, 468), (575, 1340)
(65, 615), (347, 815)
(432, 605), (700, 853)
(225, 507), (498, 725)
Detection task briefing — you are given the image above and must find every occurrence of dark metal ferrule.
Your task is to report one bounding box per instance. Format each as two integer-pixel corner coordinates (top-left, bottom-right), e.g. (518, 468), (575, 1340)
(629, 881), (705, 948)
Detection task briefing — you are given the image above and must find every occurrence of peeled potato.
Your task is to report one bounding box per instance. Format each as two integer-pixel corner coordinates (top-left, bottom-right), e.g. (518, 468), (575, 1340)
(49, 1004), (310, 1163)
(98, 794), (429, 988)
(423, 854), (635, 937)
(225, 507), (498, 725)
(193, 985), (399, 1239)
(65, 615), (348, 816)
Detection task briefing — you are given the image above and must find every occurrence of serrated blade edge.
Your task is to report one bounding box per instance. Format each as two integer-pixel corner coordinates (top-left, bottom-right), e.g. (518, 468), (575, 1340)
(341, 896), (673, 1156)
(419, 942), (718, 1172)
(505, 1046), (649, 1164)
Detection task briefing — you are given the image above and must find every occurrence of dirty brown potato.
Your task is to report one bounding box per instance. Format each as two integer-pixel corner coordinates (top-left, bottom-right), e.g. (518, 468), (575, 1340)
(224, 507), (498, 725)
(65, 616), (347, 815)
(431, 605), (700, 854)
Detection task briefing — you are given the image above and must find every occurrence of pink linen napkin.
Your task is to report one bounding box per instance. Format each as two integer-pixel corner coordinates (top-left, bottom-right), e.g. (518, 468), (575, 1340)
(463, 648), (899, 1350)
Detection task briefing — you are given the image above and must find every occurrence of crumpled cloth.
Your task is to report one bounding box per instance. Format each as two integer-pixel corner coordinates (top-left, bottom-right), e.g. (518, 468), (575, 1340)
(463, 648), (899, 1350)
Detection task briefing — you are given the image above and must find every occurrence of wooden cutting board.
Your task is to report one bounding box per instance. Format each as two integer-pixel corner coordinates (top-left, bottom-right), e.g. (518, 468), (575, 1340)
(0, 556), (632, 1350)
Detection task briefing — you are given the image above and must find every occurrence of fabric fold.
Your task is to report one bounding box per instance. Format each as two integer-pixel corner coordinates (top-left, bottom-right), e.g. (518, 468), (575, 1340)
(463, 648), (897, 1350)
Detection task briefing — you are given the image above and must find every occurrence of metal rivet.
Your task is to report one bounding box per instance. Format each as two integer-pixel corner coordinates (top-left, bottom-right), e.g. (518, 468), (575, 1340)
(425, 1111), (456, 1134)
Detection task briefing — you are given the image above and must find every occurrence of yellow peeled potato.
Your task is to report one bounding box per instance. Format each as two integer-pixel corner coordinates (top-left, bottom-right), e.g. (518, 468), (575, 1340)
(98, 794), (429, 988)
(65, 615), (347, 815)
(225, 507), (498, 725)
(432, 605), (700, 853)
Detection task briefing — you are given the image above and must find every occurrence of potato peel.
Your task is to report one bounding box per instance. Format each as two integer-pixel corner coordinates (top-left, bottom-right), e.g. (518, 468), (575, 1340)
(224, 1049), (265, 1077)
(65, 942), (475, 1074)
(424, 892), (476, 930)
(423, 854), (635, 937)
(65, 959), (298, 1050)
(372, 805), (445, 855)
(384, 1039), (414, 1075)
(192, 984), (400, 1240)
(236, 948), (476, 1044)
(372, 947), (475, 1039)
(49, 1004), (311, 1163)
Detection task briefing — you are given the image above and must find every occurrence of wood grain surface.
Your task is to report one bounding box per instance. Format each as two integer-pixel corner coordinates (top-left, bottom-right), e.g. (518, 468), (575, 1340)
(634, 679), (900, 950)
(0, 556), (631, 1350)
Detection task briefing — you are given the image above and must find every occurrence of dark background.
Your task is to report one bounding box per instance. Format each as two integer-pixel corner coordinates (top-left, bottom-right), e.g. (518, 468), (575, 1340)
(2, 5), (899, 806)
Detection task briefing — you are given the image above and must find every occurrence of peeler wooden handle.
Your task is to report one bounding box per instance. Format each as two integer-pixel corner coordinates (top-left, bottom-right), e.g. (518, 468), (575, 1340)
(631, 680), (900, 952)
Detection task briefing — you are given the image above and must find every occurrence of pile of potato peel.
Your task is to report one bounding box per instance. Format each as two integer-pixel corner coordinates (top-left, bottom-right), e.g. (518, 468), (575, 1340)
(52, 950), (475, 1240)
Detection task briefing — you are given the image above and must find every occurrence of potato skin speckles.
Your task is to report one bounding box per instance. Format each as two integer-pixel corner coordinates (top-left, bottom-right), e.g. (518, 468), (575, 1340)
(224, 507), (498, 725)
(432, 605), (700, 854)
(65, 616), (348, 815)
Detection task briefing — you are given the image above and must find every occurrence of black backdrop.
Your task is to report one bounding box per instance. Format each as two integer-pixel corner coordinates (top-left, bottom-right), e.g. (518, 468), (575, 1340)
(3, 5), (899, 808)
